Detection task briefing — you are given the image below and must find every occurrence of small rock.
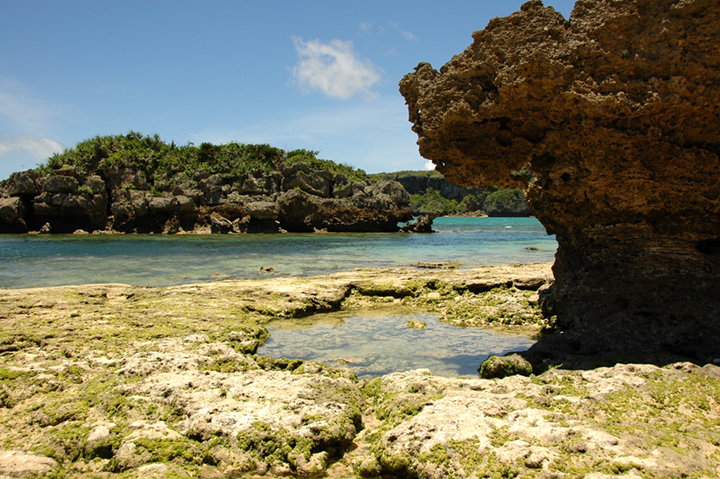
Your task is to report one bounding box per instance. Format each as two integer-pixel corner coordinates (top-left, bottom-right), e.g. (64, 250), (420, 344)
(85, 423), (116, 458)
(399, 214), (435, 233)
(210, 214), (233, 234)
(271, 462), (292, 475)
(137, 463), (170, 477)
(405, 319), (427, 330)
(125, 420), (182, 441)
(38, 222), (52, 234)
(296, 451), (328, 475)
(494, 439), (530, 464)
(525, 451), (546, 468)
(355, 454), (382, 477)
(479, 354), (533, 379)
(115, 441), (152, 470)
(0, 450), (58, 476)
(699, 363), (720, 379)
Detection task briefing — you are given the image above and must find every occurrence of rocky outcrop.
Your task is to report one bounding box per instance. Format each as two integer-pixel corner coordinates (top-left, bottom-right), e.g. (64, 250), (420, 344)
(392, 172), (488, 201)
(482, 188), (533, 217)
(276, 180), (412, 233)
(1, 269), (718, 478)
(354, 363), (720, 479)
(399, 214), (435, 233)
(400, 0), (720, 360)
(378, 171), (533, 216)
(0, 160), (413, 234)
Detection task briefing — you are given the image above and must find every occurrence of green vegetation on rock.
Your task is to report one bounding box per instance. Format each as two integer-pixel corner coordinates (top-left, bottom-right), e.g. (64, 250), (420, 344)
(373, 169), (530, 217)
(41, 132), (367, 191)
(482, 187), (530, 216)
(409, 188), (462, 215)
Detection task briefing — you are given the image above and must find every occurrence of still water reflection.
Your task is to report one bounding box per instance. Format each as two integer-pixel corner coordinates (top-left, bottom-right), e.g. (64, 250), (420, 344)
(258, 307), (536, 379)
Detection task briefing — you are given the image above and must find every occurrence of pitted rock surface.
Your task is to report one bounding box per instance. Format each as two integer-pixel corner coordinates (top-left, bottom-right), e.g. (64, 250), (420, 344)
(400, 0), (720, 359)
(0, 267), (718, 478)
(356, 363), (719, 478)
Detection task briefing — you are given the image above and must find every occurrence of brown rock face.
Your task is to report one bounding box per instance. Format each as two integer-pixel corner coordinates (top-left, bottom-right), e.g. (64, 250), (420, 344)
(400, 0), (720, 360)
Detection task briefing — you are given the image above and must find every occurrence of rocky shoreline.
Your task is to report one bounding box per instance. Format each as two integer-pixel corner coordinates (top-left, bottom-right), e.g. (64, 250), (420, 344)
(1, 263), (718, 478)
(0, 136), (417, 235)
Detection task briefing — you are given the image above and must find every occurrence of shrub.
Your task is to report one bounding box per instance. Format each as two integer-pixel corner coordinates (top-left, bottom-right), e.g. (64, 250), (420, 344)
(38, 132), (366, 188)
(482, 188), (526, 212)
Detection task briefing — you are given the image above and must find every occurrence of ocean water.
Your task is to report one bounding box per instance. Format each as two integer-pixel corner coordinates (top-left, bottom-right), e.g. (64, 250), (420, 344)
(258, 308), (537, 379)
(0, 217), (556, 289)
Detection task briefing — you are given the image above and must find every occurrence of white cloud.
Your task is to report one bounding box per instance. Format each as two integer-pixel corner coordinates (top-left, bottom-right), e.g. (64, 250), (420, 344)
(359, 22), (373, 33)
(291, 37), (382, 100)
(0, 133), (63, 161)
(0, 78), (59, 132)
(392, 22), (418, 42)
(424, 160), (436, 171)
(0, 133), (63, 160)
(0, 132), (64, 180)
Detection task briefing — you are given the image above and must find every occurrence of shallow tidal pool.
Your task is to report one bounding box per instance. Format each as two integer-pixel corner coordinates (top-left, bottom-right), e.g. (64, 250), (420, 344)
(258, 308), (536, 378)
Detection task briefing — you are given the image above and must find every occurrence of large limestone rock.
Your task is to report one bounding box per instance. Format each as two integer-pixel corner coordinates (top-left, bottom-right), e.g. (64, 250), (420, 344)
(0, 160), (413, 234)
(276, 182), (413, 233)
(400, 0), (720, 360)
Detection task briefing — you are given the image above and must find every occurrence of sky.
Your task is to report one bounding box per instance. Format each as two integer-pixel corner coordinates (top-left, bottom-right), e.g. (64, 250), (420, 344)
(0, 0), (576, 181)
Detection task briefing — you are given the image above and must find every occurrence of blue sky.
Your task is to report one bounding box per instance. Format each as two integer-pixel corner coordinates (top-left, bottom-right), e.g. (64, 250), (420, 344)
(0, 0), (576, 181)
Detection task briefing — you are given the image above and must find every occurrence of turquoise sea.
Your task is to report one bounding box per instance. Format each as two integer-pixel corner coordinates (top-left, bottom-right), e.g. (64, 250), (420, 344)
(0, 217), (556, 289)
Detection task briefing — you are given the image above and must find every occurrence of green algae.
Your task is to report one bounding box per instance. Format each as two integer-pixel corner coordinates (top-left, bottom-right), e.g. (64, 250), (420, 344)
(6, 267), (718, 478)
(479, 354), (533, 379)
(236, 421), (315, 471)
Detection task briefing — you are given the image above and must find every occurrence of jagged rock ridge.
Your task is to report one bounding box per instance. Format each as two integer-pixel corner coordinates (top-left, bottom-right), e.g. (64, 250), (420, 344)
(0, 135), (413, 234)
(400, 0), (720, 360)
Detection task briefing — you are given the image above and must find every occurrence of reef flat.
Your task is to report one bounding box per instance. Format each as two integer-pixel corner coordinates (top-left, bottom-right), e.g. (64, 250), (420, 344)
(1, 263), (719, 478)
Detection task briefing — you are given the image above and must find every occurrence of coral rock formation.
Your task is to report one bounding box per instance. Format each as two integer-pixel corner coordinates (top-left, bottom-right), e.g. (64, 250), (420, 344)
(400, 0), (720, 359)
(0, 163), (413, 234)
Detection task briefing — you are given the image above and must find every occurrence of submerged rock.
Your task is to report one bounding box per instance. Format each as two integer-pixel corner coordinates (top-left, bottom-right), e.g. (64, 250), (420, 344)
(400, 0), (720, 360)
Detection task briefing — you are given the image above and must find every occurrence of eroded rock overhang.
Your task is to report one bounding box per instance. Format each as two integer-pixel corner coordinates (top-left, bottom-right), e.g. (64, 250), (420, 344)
(400, 0), (720, 360)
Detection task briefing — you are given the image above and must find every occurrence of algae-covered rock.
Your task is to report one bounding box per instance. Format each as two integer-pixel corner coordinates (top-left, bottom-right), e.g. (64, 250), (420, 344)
(405, 319), (427, 330)
(1, 265), (718, 478)
(479, 354), (533, 379)
(0, 451), (58, 477)
(359, 364), (720, 479)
